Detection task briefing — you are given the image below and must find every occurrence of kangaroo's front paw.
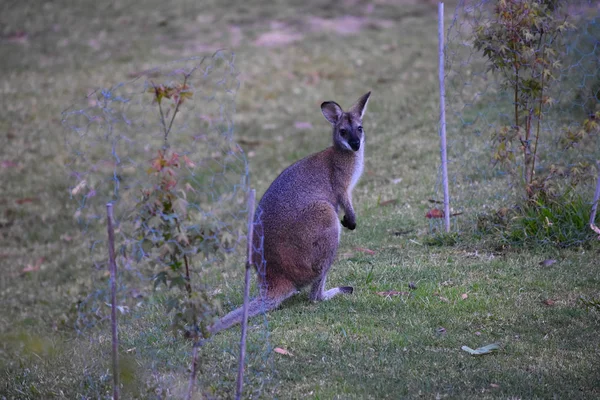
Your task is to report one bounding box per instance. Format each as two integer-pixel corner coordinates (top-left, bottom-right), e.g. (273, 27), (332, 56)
(341, 215), (356, 230)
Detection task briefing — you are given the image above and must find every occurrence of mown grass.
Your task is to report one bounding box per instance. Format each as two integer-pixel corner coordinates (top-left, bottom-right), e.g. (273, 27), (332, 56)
(1, 0), (600, 399)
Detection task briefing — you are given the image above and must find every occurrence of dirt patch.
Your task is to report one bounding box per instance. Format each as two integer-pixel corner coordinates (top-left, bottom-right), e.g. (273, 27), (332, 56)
(253, 14), (396, 48)
(254, 30), (303, 47)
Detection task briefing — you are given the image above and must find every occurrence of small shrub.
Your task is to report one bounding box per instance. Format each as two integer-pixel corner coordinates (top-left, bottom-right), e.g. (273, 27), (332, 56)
(474, 0), (574, 199)
(502, 190), (596, 247)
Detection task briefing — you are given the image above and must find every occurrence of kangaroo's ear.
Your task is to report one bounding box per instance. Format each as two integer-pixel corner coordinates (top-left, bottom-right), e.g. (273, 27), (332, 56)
(321, 101), (343, 125)
(349, 91), (371, 120)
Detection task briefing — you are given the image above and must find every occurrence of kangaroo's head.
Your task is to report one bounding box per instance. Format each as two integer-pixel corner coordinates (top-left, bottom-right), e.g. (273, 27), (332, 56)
(321, 92), (371, 152)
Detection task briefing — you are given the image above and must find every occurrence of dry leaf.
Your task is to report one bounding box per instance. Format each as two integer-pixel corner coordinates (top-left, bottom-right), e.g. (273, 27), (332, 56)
(378, 199), (398, 207)
(426, 208), (444, 219)
(274, 347), (293, 356)
(461, 343), (500, 355)
(1, 160), (19, 168)
(22, 258), (44, 274)
(434, 292), (449, 302)
(15, 197), (38, 204)
(294, 121), (313, 130)
(461, 293), (468, 300)
(376, 290), (409, 298)
(542, 299), (555, 306)
(354, 247), (376, 255)
(71, 180), (87, 195)
(490, 383), (500, 388)
(425, 208), (464, 218)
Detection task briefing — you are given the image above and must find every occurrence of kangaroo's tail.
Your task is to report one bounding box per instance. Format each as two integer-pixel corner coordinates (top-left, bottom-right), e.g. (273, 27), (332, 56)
(209, 296), (281, 334)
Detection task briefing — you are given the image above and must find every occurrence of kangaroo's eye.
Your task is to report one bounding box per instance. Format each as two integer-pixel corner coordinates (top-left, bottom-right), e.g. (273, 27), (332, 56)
(340, 128), (347, 136)
(358, 126), (363, 133)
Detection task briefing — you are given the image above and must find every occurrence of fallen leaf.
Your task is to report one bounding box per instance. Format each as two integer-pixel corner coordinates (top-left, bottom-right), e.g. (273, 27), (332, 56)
(378, 199), (398, 207)
(1, 160), (18, 168)
(437, 327), (446, 335)
(71, 180), (87, 195)
(461, 343), (500, 355)
(354, 247), (376, 255)
(542, 299), (555, 306)
(376, 290), (410, 297)
(461, 293), (468, 300)
(294, 121), (313, 130)
(60, 234), (73, 242)
(539, 259), (557, 267)
(426, 208), (444, 219)
(426, 208), (464, 219)
(274, 347), (293, 356)
(490, 383), (500, 388)
(22, 258), (44, 274)
(5, 31), (28, 43)
(390, 177), (403, 184)
(433, 293), (449, 302)
(15, 197), (38, 204)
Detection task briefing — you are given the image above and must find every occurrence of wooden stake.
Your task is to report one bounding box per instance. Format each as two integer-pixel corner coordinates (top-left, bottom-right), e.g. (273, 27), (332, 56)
(236, 189), (256, 400)
(438, 2), (451, 233)
(106, 203), (120, 400)
(590, 161), (600, 238)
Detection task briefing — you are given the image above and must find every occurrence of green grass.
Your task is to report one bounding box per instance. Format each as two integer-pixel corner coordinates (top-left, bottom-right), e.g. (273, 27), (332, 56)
(1, 0), (600, 398)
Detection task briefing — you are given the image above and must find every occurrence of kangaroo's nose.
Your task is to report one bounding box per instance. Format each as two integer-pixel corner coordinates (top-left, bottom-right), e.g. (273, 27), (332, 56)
(349, 139), (360, 151)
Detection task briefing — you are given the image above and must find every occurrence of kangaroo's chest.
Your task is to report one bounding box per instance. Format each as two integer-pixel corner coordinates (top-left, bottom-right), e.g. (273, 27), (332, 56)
(348, 145), (364, 194)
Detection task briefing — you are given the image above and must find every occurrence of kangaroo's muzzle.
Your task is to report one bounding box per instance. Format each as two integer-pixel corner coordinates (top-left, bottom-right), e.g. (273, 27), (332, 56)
(349, 139), (361, 151)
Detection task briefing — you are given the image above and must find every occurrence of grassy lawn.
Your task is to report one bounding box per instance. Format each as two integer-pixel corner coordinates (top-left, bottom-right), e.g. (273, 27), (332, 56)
(1, 0), (599, 398)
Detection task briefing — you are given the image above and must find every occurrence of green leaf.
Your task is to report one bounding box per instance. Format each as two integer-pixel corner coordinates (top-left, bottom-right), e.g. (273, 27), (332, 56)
(169, 276), (187, 290)
(153, 271), (168, 289)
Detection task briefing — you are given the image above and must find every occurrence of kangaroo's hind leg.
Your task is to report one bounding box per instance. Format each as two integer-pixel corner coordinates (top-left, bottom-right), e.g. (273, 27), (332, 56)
(308, 205), (354, 302)
(309, 274), (353, 301)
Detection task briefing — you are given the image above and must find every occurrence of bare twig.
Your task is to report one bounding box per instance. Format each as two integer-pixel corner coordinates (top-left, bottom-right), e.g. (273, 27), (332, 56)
(106, 203), (120, 400)
(151, 65), (199, 149)
(165, 72), (192, 144)
(175, 221), (193, 298)
(529, 37), (546, 185)
(236, 189), (256, 400)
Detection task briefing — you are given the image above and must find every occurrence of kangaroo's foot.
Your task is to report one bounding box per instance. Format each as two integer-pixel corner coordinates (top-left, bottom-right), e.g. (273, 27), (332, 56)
(310, 283), (354, 302)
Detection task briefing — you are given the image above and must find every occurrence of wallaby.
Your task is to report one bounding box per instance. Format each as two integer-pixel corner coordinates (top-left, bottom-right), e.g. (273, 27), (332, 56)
(209, 92), (371, 334)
